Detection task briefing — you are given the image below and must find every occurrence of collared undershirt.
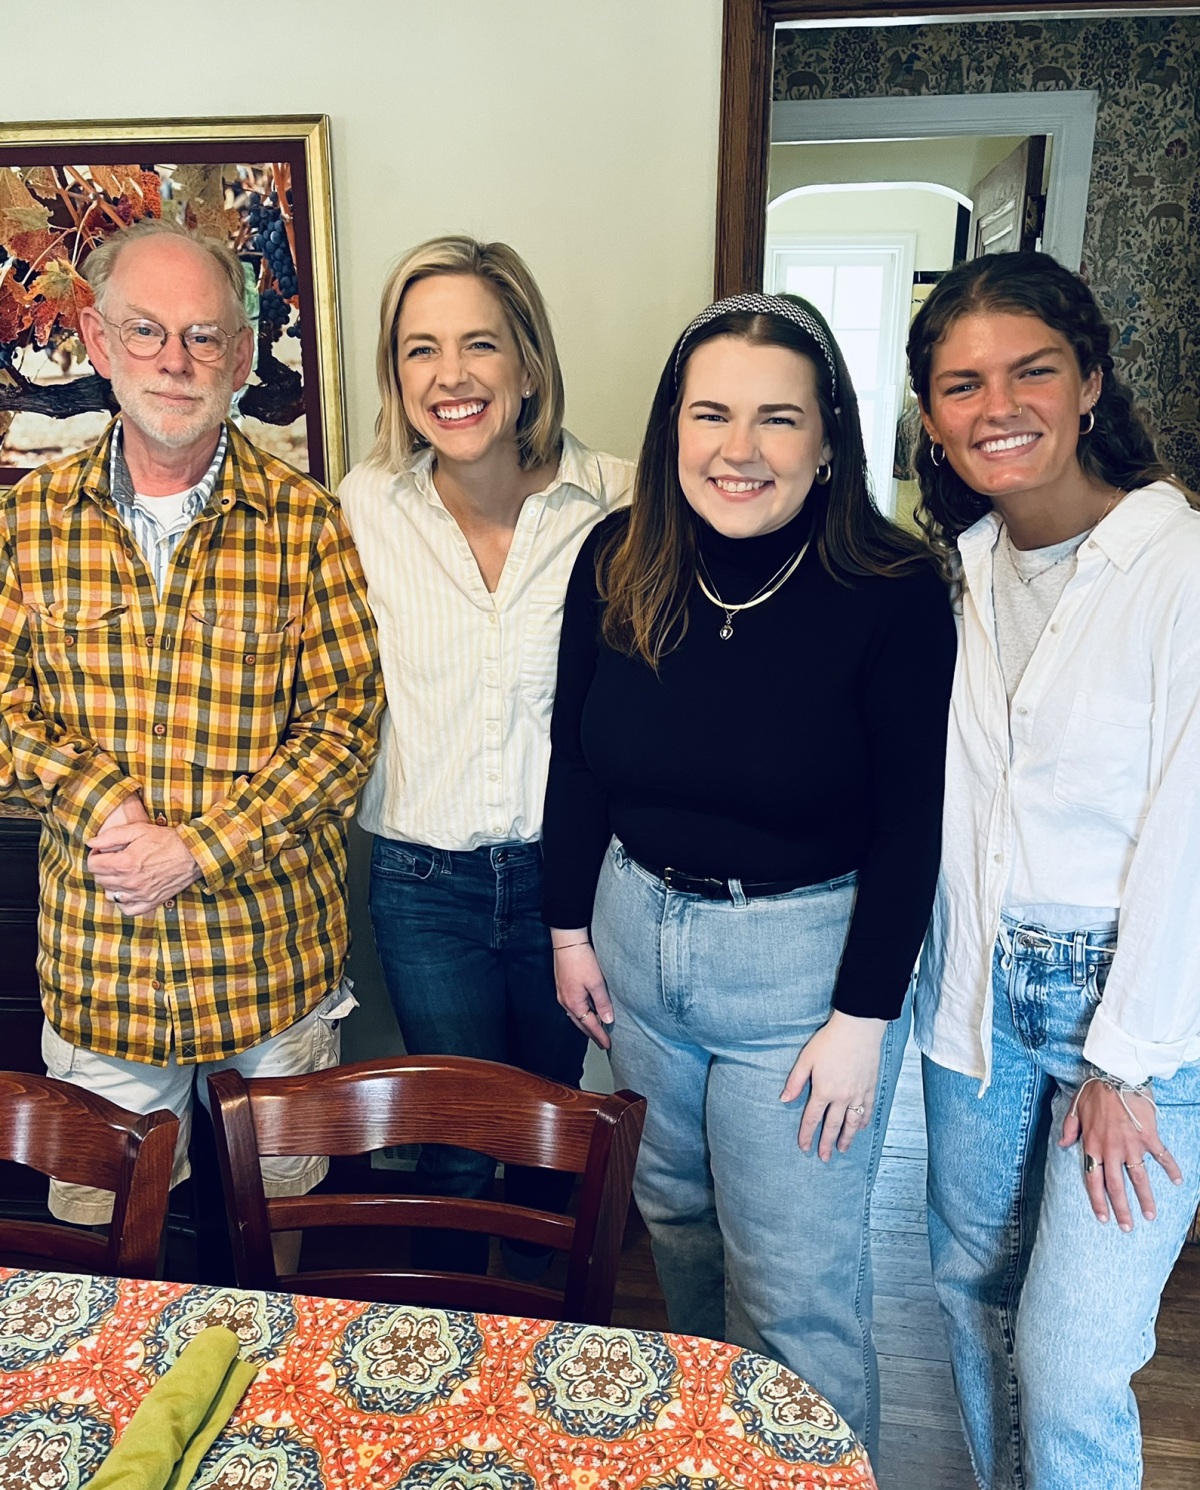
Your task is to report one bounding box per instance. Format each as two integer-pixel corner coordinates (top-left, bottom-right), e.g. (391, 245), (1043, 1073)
(993, 521), (1117, 931)
(108, 421), (227, 596)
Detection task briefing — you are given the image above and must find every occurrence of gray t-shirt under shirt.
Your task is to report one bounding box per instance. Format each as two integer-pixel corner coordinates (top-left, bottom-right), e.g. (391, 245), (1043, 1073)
(992, 524), (1090, 701)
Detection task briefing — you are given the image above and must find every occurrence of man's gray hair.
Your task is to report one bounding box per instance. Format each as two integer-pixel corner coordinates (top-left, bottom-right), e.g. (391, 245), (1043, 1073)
(84, 218), (250, 330)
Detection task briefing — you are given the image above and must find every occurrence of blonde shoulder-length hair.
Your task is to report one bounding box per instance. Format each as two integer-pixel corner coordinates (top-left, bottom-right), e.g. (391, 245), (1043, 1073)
(368, 235), (565, 472)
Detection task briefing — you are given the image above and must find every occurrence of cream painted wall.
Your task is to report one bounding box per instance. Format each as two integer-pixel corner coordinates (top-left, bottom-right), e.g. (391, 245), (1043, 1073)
(6, 0), (722, 1064)
(770, 135), (1028, 199)
(767, 187), (960, 271)
(9, 0), (723, 467)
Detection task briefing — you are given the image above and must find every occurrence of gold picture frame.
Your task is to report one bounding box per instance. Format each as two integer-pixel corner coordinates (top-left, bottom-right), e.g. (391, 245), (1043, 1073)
(0, 115), (345, 488)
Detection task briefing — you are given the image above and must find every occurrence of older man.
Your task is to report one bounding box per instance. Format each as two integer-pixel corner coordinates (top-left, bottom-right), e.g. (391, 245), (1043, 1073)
(0, 219), (382, 1238)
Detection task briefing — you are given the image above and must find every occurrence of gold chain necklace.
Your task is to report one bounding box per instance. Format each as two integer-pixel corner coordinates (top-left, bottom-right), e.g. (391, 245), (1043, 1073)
(695, 539), (811, 641)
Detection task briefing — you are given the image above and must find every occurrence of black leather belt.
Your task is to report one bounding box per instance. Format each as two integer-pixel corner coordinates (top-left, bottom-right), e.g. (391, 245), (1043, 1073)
(633, 857), (809, 901)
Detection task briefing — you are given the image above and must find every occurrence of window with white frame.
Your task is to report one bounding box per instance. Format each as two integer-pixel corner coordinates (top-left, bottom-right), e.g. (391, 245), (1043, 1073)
(764, 234), (915, 515)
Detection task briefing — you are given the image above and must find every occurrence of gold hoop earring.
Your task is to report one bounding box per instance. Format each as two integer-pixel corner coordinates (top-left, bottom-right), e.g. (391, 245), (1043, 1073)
(814, 461), (832, 485)
(930, 443), (946, 467)
(1081, 409), (1095, 435)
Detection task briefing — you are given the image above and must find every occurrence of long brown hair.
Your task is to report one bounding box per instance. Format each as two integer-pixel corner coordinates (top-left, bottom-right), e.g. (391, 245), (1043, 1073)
(600, 295), (935, 668)
(907, 251), (1184, 546)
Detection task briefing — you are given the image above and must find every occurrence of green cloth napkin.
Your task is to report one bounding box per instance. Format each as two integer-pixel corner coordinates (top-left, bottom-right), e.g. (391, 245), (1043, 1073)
(86, 1325), (258, 1490)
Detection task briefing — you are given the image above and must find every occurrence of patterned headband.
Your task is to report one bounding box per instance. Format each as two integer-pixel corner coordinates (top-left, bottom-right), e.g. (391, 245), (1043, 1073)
(674, 292), (840, 403)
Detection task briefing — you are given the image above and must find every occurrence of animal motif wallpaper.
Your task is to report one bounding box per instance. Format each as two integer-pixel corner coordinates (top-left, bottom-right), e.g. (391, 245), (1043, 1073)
(775, 16), (1200, 487)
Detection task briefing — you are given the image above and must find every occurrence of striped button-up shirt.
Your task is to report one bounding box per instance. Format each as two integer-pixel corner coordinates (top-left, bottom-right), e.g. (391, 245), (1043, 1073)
(109, 422), (226, 596)
(0, 421), (383, 1065)
(337, 431), (632, 850)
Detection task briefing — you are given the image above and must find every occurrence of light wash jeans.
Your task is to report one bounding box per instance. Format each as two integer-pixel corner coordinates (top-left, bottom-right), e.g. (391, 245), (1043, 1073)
(923, 916), (1200, 1490)
(592, 838), (909, 1459)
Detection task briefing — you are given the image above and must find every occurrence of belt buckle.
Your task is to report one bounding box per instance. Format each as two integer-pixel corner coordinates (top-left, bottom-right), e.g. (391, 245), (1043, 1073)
(663, 866), (727, 898)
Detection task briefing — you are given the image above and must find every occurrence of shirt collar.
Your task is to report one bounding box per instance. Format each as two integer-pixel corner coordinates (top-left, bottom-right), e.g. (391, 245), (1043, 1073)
(957, 481), (1187, 577)
(408, 428), (608, 510)
(70, 418), (271, 519)
(108, 418), (227, 518)
(1085, 481), (1188, 572)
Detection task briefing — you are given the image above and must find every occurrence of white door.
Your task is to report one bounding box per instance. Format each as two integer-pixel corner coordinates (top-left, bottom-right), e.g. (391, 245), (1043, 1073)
(765, 234), (915, 515)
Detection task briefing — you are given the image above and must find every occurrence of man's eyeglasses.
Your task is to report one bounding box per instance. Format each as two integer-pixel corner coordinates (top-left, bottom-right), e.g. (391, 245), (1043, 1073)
(99, 314), (236, 363)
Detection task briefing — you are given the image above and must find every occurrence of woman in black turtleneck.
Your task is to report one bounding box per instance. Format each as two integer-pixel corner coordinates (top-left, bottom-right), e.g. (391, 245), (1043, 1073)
(541, 294), (955, 1455)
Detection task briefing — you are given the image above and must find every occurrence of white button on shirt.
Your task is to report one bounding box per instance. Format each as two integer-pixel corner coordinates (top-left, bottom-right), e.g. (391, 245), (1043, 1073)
(915, 483), (1200, 1088)
(337, 431), (632, 852)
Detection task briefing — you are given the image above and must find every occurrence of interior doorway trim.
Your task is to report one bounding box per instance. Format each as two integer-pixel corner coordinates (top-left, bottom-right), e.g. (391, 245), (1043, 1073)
(715, 0), (1200, 296)
(772, 91), (1098, 269)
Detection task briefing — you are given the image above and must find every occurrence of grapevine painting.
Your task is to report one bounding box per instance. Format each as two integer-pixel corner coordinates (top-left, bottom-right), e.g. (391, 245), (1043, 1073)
(0, 118), (344, 487)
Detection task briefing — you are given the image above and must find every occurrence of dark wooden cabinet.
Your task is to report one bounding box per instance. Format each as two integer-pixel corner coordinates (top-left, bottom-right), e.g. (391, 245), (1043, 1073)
(0, 809), (43, 1076)
(0, 807), (48, 1219)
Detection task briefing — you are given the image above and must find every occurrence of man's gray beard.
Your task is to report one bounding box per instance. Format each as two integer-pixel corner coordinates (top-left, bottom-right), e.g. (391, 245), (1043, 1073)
(107, 364), (233, 451)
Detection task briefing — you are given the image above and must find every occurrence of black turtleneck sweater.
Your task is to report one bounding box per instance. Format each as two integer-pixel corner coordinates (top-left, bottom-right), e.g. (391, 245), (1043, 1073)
(541, 504), (957, 1020)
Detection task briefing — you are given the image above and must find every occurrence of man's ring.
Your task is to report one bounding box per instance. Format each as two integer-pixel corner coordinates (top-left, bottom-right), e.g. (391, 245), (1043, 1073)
(1083, 1154), (1103, 1174)
(1126, 1159), (1145, 1170)
(848, 1104), (866, 1116)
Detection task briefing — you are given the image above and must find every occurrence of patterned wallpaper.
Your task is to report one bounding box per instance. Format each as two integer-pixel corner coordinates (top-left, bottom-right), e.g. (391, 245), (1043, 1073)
(774, 17), (1200, 486)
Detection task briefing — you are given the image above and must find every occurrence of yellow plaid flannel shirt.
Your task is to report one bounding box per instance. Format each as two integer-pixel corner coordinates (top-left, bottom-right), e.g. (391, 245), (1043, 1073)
(0, 422), (383, 1065)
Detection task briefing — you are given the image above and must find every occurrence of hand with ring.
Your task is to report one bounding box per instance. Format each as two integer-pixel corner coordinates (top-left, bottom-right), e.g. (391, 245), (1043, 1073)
(1061, 1078), (1183, 1230)
(781, 1010), (886, 1160)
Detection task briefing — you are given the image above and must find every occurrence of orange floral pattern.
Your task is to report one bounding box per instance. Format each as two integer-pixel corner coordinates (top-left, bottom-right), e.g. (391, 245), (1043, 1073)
(0, 1269), (876, 1490)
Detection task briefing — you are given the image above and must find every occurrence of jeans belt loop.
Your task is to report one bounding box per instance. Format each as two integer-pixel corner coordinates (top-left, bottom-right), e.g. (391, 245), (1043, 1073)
(1072, 929), (1088, 986)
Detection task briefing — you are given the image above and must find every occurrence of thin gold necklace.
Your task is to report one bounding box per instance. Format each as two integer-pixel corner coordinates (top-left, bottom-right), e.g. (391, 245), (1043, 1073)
(695, 539), (811, 641)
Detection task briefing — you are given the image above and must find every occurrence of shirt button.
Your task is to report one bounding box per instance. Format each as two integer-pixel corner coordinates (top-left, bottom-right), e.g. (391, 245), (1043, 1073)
(151, 978), (163, 991)
(164, 899), (176, 910)
(488, 773), (498, 782)
(1016, 706), (1028, 716)
(993, 853), (1003, 865)
(155, 813), (168, 826)
(487, 614), (498, 625)
(153, 723), (166, 736)
(64, 634), (75, 646)
(244, 654), (256, 665)
(145, 635), (155, 647)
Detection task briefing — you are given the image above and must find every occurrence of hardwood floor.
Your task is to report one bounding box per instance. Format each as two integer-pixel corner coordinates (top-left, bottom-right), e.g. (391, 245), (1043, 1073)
(609, 1036), (1200, 1488)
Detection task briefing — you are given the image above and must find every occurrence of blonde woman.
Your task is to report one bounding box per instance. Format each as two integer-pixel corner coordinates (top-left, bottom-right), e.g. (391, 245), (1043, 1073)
(338, 237), (632, 1276)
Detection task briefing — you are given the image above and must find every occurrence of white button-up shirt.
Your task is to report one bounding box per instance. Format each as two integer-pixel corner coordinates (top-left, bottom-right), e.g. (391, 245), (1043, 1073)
(337, 431), (632, 851)
(915, 482), (1200, 1087)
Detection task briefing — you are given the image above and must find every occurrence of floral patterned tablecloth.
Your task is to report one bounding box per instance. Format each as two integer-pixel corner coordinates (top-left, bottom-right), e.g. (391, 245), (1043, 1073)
(0, 1267), (875, 1490)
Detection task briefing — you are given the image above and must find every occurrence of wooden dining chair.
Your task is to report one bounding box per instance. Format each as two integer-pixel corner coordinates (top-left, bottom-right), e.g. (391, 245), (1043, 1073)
(0, 1071), (178, 1279)
(208, 1055), (647, 1324)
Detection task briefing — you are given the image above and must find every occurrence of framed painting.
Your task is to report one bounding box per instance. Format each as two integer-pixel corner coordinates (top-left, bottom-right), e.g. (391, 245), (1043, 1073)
(0, 115), (345, 488)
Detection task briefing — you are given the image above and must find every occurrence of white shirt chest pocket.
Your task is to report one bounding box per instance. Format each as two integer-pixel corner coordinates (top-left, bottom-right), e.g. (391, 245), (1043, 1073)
(519, 582), (565, 703)
(1053, 690), (1153, 826)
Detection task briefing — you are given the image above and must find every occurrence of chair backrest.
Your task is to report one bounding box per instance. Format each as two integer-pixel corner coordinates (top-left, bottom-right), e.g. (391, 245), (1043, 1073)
(0, 1071), (177, 1279)
(208, 1055), (646, 1324)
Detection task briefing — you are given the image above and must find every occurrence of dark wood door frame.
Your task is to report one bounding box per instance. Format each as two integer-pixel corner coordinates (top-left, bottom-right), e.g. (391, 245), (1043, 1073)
(716, 0), (1200, 296)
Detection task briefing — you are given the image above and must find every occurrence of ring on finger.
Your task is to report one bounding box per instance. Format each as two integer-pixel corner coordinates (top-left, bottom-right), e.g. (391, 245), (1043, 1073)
(1126, 1159), (1145, 1170)
(847, 1104), (866, 1116)
(1083, 1154), (1104, 1174)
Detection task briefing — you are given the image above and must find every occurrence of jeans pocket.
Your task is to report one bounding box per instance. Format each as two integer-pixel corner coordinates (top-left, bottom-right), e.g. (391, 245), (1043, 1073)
(372, 838), (439, 882)
(41, 1021), (76, 1079)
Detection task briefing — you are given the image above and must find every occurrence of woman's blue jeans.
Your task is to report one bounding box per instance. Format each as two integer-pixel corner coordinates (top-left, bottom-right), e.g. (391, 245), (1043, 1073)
(369, 836), (586, 1273)
(923, 916), (1200, 1490)
(591, 838), (909, 1460)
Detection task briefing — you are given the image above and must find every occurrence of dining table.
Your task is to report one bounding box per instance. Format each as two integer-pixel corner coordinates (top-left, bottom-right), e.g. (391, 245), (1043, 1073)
(0, 1266), (876, 1489)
